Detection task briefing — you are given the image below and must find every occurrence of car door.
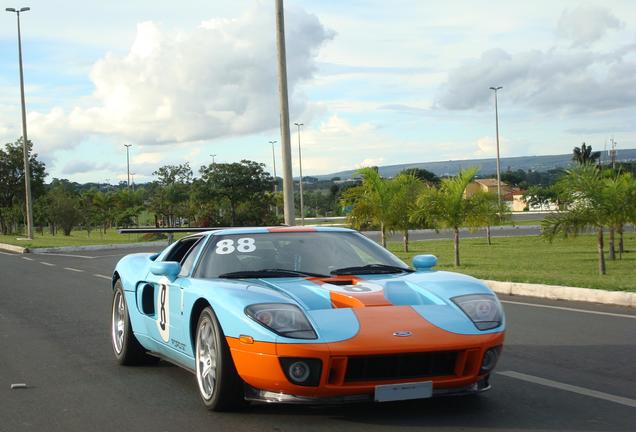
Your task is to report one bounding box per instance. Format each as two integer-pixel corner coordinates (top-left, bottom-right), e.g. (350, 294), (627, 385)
(139, 236), (202, 352)
(165, 236), (207, 355)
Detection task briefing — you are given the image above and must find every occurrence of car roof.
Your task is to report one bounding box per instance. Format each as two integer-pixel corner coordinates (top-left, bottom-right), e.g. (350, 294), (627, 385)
(209, 226), (355, 236)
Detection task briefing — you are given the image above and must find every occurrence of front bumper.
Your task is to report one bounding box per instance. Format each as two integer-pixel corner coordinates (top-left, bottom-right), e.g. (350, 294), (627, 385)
(244, 376), (492, 404)
(227, 305), (504, 400)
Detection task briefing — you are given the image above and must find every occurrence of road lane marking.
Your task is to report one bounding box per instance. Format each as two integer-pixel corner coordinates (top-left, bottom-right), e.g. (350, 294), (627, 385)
(36, 253), (95, 259)
(39, 262), (55, 266)
(0, 251), (16, 256)
(497, 370), (636, 409)
(93, 274), (111, 280)
(500, 300), (636, 319)
(63, 267), (84, 273)
(21, 256), (34, 261)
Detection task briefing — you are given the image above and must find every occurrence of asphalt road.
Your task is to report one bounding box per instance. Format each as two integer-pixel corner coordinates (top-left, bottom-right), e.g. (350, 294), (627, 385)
(1, 247), (635, 432)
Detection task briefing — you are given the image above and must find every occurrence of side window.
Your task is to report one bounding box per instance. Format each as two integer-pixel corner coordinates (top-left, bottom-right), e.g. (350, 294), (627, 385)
(178, 238), (206, 277)
(164, 237), (200, 262)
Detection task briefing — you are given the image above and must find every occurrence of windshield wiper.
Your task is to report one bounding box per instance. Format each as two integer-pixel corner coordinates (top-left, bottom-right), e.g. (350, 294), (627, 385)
(330, 264), (414, 275)
(219, 268), (329, 279)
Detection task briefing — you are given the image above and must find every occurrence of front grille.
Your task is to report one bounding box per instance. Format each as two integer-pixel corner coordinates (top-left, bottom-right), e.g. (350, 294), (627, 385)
(344, 351), (458, 382)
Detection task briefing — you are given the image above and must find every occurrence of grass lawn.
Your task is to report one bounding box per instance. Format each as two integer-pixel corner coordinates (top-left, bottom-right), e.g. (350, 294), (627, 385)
(389, 234), (636, 292)
(0, 228), (183, 249)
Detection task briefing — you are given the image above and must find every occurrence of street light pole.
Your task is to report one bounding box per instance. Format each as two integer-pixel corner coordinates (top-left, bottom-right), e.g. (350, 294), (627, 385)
(269, 140), (279, 217)
(294, 122), (304, 225)
(209, 154), (216, 165)
(489, 86), (503, 208)
(124, 144), (132, 187)
(275, 0), (295, 225)
(6, 6), (33, 239)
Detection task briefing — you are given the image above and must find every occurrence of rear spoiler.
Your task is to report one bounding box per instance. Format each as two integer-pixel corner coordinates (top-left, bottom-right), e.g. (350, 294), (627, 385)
(118, 227), (227, 243)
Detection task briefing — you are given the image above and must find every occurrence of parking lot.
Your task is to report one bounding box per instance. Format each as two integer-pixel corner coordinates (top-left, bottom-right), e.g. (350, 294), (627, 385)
(1, 247), (635, 432)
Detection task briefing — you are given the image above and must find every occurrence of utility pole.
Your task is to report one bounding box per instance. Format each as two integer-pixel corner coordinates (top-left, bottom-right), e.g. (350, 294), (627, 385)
(124, 144), (132, 187)
(490, 86), (503, 208)
(609, 138), (617, 170)
(275, 0), (295, 225)
(269, 140), (279, 217)
(6, 7), (33, 239)
(294, 122), (304, 225)
(209, 154), (216, 165)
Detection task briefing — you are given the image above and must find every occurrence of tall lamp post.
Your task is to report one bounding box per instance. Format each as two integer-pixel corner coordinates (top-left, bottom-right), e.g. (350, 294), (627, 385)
(275, 0), (295, 225)
(294, 122), (304, 225)
(489, 86), (503, 208)
(209, 154), (216, 165)
(124, 144), (132, 187)
(269, 140), (279, 217)
(6, 6), (33, 239)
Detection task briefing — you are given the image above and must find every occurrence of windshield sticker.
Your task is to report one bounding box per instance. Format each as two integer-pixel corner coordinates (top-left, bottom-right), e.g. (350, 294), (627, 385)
(215, 238), (256, 254)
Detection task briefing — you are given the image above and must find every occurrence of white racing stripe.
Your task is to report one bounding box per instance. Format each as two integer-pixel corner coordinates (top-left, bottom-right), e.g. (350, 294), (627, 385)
(39, 262), (55, 266)
(63, 267), (84, 273)
(93, 274), (111, 280)
(500, 300), (636, 319)
(497, 370), (636, 409)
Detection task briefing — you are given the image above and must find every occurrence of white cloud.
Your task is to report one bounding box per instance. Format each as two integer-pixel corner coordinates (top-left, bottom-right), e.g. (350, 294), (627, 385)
(25, 3), (333, 151)
(557, 5), (622, 47)
(62, 160), (118, 175)
(355, 158), (385, 169)
(436, 44), (636, 112)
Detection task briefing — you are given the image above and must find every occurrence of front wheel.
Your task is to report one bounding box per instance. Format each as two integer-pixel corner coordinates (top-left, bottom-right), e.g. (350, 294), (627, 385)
(195, 307), (244, 411)
(111, 280), (157, 365)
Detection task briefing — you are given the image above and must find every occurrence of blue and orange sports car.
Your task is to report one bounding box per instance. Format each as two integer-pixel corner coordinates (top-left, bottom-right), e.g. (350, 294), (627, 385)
(110, 227), (505, 411)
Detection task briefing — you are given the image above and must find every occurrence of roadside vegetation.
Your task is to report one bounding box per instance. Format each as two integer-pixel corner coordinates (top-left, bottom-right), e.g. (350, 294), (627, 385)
(390, 234), (636, 292)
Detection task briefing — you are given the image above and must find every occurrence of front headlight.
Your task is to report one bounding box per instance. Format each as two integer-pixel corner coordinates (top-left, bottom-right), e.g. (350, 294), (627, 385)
(245, 303), (317, 339)
(452, 294), (503, 330)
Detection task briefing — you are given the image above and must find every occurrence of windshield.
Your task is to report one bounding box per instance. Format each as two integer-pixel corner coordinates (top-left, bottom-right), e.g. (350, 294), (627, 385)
(195, 231), (410, 279)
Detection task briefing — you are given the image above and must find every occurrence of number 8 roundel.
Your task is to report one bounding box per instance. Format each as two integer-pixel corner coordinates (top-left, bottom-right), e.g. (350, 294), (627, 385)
(156, 281), (170, 342)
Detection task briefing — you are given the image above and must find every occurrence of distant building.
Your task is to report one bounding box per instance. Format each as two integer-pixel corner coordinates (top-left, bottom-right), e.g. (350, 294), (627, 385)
(464, 179), (512, 198)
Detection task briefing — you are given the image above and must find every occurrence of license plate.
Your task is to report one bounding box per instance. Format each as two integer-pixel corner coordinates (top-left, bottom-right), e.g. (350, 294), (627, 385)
(374, 381), (433, 402)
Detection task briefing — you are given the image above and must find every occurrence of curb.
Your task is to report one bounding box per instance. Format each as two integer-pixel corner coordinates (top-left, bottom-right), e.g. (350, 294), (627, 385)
(28, 241), (168, 254)
(486, 280), (636, 308)
(0, 242), (28, 254)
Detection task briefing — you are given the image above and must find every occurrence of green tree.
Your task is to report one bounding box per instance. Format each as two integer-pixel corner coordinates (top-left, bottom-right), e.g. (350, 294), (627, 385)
(46, 182), (81, 236)
(0, 138), (46, 234)
(149, 163), (193, 227)
(340, 167), (394, 247)
(572, 142), (600, 165)
(400, 168), (440, 185)
(195, 160), (275, 226)
(410, 168), (479, 266)
(541, 165), (628, 275)
(468, 192), (510, 245)
(387, 173), (425, 252)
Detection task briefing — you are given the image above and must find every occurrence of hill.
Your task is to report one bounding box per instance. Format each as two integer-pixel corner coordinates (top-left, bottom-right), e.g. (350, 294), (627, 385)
(316, 149), (636, 180)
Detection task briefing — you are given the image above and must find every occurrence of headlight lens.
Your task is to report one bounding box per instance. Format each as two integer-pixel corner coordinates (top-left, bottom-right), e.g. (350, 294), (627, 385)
(245, 303), (317, 339)
(452, 294), (503, 330)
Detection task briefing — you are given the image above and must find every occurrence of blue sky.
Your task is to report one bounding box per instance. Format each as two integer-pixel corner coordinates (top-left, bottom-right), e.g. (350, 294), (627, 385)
(1, 0), (635, 183)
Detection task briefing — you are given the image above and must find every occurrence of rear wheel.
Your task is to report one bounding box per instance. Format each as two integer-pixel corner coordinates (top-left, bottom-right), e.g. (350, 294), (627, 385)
(111, 280), (157, 365)
(195, 307), (244, 411)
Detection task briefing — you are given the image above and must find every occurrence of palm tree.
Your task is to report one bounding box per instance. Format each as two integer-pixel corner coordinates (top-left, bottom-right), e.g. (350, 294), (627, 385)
(468, 191), (510, 245)
(387, 173), (425, 252)
(410, 168), (479, 266)
(542, 165), (625, 275)
(340, 167), (394, 247)
(602, 172), (635, 259)
(572, 142), (601, 165)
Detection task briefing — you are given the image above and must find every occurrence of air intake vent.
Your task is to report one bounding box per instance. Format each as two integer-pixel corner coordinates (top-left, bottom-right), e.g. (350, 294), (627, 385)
(344, 351), (458, 382)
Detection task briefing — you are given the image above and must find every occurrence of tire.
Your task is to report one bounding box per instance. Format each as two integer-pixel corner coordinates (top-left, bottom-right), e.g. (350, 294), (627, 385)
(195, 307), (245, 411)
(111, 279), (158, 365)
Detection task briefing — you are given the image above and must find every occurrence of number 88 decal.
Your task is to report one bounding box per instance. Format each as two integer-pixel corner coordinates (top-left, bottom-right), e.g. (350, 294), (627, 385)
(215, 238), (256, 254)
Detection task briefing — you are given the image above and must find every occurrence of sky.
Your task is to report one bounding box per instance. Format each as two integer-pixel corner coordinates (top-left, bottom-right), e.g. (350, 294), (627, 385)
(0, 0), (635, 183)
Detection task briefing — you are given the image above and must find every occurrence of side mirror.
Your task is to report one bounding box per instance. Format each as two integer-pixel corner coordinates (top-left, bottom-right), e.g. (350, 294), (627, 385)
(150, 261), (181, 281)
(412, 254), (437, 271)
